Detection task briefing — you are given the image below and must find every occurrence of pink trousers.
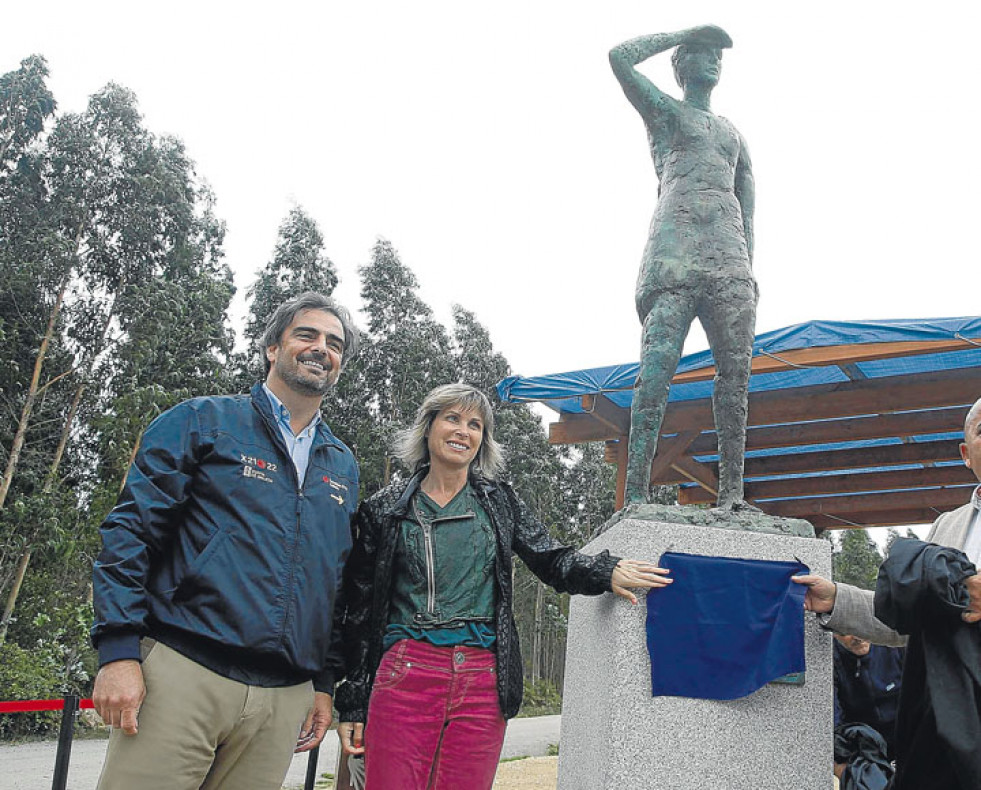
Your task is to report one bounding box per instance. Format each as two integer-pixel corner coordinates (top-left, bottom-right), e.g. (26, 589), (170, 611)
(364, 639), (507, 790)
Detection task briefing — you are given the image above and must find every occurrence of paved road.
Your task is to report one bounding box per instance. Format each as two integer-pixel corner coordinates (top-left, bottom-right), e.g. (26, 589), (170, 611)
(0, 715), (560, 789)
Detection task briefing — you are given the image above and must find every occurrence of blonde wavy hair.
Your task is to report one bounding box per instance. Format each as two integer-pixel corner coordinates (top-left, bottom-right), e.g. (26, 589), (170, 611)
(394, 384), (504, 479)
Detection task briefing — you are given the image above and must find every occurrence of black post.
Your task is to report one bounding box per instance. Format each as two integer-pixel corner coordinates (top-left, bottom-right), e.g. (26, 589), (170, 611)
(303, 744), (320, 790)
(51, 694), (79, 790)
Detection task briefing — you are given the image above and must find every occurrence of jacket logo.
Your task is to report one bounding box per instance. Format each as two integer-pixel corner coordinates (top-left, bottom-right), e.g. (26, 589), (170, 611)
(322, 476), (348, 492)
(240, 454), (278, 473)
(241, 453), (277, 483)
(243, 465), (274, 483)
(330, 493), (345, 506)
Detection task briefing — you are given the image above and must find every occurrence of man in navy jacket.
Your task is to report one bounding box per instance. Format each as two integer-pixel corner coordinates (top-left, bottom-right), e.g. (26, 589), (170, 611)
(91, 292), (360, 790)
(833, 634), (904, 759)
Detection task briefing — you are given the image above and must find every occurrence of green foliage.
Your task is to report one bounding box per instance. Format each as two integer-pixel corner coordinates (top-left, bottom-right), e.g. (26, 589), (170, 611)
(517, 678), (563, 717)
(342, 238), (457, 494)
(833, 529), (883, 590)
(0, 54), (56, 170)
(0, 642), (65, 738)
(451, 304), (509, 398)
(546, 743), (560, 756)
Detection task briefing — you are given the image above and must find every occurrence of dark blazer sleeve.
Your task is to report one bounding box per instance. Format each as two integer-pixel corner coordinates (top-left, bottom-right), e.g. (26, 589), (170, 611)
(502, 483), (620, 596)
(334, 499), (382, 722)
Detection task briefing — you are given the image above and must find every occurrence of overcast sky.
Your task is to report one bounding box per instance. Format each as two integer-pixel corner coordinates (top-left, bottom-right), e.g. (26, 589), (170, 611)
(12, 1), (976, 541)
(10, 0), (980, 382)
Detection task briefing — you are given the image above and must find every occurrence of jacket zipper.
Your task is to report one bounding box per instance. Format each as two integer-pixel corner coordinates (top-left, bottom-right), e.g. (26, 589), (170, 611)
(413, 502), (437, 615)
(255, 398), (319, 642)
(412, 503), (475, 617)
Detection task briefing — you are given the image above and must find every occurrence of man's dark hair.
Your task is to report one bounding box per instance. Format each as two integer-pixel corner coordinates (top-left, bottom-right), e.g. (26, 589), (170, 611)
(259, 292), (360, 376)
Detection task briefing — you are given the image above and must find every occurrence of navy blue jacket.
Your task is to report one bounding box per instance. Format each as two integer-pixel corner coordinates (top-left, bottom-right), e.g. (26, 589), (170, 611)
(91, 384), (359, 692)
(834, 640), (904, 758)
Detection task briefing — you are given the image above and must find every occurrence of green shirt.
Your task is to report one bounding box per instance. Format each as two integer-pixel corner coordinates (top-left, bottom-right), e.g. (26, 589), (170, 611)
(384, 484), (497, 650)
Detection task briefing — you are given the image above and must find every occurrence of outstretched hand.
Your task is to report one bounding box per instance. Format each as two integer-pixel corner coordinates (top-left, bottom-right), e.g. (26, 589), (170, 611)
(611, 559), (673, 605)
(791, 574), (837, 614)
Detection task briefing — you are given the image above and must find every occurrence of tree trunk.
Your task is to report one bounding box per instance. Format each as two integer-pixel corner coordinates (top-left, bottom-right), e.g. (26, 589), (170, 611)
(0, 382), (85, 644)
(118, 428), (144, 495)
(0, 550), (31, 643)
(0, 278), (67, 511)
(0, 268), (118, 644)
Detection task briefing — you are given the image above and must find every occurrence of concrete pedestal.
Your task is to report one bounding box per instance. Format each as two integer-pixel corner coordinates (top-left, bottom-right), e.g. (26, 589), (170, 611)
(558, 518), (833, 790)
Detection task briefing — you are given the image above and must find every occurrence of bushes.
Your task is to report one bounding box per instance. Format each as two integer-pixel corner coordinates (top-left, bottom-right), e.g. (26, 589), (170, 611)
(517, 678), (563, 717)
(0, 642), (64, 738)
(0, 593), (95, 740)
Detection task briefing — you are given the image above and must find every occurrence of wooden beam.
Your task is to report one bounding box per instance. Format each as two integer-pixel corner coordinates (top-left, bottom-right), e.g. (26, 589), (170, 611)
(670, 456), (719, 497)
(807, 507), (947, 530)
(648, 432), (700, 480)
(653, 439), (963, 485)
(742, 439), (962, 479)
(668, 368), (979, 434)
(580, 394), (630, 436)
(550, 413), (618, 444)
(549, 367), (977, 445)
(671, 338), (981, 384)
(687, 406), (966, 455)
(760, 486), (972, 519)
(678, 465), (977, 505)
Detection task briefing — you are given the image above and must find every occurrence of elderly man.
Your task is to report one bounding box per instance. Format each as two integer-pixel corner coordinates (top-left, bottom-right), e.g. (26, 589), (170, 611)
(832, 632), (904, 779)
(795, 397), (981, 789)
(91, 292), (360, 790)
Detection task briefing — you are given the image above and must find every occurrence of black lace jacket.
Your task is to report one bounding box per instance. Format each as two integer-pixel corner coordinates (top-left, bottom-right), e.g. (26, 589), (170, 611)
(334, 469), (619, 721)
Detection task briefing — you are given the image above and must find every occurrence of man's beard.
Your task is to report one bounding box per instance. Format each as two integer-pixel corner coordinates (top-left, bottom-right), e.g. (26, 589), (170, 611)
(276, 356), (335, 396)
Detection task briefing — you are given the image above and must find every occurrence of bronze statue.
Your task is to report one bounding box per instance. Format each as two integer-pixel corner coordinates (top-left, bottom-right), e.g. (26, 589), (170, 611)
(610, 25), (757, 510)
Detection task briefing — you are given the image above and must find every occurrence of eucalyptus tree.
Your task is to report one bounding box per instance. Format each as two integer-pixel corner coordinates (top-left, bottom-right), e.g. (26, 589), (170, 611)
(451, 305), (510, 398)
(833, 528), (883, 591)
(0, 55), (55, 171)
(243, 206), (339, 378)
(0, 55), (60, 514)
(0, 55), (67, 643)
(0, 81), (234, 641)
(350, 238), (456, 493)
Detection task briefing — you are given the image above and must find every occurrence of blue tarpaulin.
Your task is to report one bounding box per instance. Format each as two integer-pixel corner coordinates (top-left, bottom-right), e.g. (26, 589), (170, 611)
(497, 316), (981, 416)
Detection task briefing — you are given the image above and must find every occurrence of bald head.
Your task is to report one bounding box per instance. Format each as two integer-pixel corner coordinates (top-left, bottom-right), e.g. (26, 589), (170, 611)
(962, 397), (981, 482)
(965, 398), (981, 437)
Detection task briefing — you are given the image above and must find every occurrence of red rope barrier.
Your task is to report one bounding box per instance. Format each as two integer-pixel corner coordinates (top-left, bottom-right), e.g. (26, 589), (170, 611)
(0, 698), (94, 713)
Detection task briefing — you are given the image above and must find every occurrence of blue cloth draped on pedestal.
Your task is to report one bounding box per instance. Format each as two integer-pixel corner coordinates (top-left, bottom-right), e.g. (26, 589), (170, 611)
(646, 552), (809, 700)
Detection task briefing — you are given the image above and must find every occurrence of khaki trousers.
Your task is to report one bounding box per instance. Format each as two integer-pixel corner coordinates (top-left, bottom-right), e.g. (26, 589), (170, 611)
(97, 641), (313, 790)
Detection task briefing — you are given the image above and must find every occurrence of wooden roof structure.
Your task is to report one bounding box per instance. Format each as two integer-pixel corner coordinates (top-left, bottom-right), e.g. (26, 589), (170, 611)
(498, 318), (981, 531)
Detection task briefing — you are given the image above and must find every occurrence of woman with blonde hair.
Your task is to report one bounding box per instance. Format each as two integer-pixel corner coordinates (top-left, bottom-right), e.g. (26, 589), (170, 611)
(335, 383), (670, 789)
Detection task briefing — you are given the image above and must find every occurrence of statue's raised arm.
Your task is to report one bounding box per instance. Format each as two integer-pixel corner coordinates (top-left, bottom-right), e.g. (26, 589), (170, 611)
(609, 26), (733, 119)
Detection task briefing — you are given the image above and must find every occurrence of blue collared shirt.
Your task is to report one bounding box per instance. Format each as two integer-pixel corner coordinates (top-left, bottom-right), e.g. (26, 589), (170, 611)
(262, 384), (321, 487)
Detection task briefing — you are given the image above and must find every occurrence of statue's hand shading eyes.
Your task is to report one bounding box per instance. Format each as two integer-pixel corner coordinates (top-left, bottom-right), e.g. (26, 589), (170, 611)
(685, 25), (733, 49)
